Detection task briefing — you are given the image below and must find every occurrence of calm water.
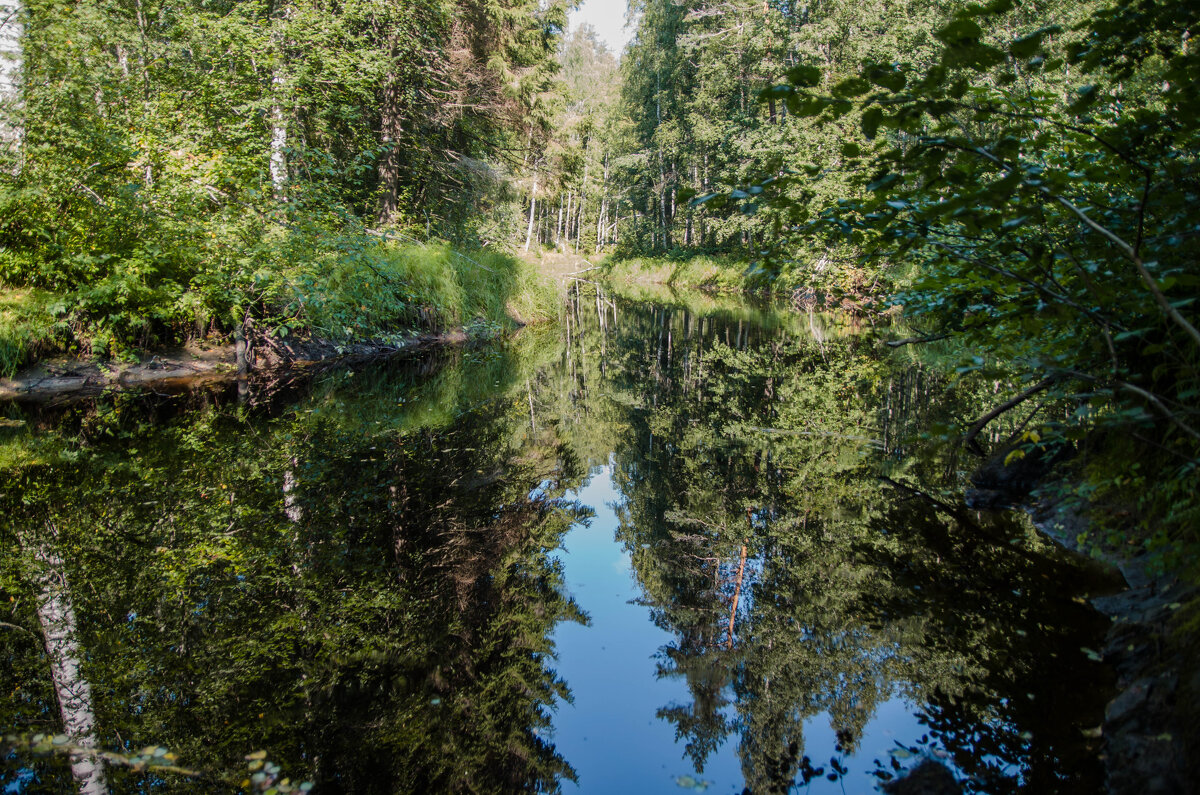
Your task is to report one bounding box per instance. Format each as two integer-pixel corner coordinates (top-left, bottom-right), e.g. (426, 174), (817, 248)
(1, 288), (1116, 793)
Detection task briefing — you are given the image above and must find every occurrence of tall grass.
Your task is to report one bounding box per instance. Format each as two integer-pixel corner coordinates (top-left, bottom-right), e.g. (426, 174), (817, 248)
(286, 242), (560, 342)
(1, 241), (561, 375)
(0, 289), (67, 377)
(600, 254), (772, 292)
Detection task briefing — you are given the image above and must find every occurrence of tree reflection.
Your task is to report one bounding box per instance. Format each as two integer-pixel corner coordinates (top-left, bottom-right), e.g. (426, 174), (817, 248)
(555, 290), (1114, 794)
(1, 288), (1117, 794)
(1, 344), (589, 793)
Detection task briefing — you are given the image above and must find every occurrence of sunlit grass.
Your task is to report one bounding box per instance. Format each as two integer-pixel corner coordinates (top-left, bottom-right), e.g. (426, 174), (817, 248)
(0, 288), (65, 377)
(601, 254), (767, 292)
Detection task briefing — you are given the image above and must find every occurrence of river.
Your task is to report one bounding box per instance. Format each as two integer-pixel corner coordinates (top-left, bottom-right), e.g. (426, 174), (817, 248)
(0, 286), (1116, 793)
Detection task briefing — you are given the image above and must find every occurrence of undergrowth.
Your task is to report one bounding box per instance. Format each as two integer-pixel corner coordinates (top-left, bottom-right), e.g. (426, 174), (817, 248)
(0, 235), (558, 377)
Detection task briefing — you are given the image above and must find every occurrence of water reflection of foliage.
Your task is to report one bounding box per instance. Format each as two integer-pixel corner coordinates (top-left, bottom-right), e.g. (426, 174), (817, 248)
(1, 345), (589, 793)
(552, 288), (1113, 794)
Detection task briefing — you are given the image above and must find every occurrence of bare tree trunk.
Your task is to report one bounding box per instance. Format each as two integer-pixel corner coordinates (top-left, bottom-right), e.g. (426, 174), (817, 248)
(0, 0), (22, 170)
(269, 76), (287, 197)
(29, 532), (108, 795)
(556, 193), (564, 249)
(376, 43), (404, 223)
(523, 167), (538, 252)
(268, 7), (289, 199)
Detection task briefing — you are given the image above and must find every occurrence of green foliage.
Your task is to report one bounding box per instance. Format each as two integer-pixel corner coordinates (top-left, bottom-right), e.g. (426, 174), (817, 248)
(0, 289), (70, 376)
(725, 0), (1200, 572)
(0, 0), (570, 368)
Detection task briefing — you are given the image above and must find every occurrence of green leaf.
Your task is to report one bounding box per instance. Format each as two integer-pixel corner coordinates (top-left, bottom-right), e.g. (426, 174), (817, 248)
(862, 107), (884, 140)
(866, 173), (899, 192)
(936, 18), (983, 45)
(866, 64), (907, 92)
(1068, 84), (1100, 114)
(832, 77), (870, 98)
(786, 64), (822, 88)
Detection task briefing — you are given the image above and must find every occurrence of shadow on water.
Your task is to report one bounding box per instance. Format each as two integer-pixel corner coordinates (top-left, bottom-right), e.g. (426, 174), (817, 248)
(0, 285), (1117, 793)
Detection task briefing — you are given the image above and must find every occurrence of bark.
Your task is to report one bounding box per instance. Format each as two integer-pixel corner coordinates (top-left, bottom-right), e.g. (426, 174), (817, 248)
(30, 535), (108, 794)
(523, 168), (538, 252)
(269, 73), (287, 197)
(0, 0), (22, 168)
(376, 69), (403, 222)
(268, 8), (290, 199)
(725, 540), (748, 650)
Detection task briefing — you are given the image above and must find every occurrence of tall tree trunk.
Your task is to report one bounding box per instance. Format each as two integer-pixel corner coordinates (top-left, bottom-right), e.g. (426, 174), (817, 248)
(269, 75), (287, 197)
(0, 0), (22, 170)
(268, 8), (289, 199)
(523, 168), (538, 252)
(376, 45), (404, 223)
(575, 150), (589, 254)
(556, 193), (564, 249)
(29, 531), (108, 795)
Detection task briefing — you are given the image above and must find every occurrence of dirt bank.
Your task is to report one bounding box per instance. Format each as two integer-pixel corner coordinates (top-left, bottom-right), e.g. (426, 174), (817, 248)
(0, 331), (469, 404)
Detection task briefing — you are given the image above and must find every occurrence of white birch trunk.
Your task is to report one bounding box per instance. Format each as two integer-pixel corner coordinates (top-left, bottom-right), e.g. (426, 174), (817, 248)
(523, 169), (538, 252)
(32, 541), (108, 795)
(270, 72), (287, 198)
(268, 9), (289, 199)
(0, 0), (22, 168)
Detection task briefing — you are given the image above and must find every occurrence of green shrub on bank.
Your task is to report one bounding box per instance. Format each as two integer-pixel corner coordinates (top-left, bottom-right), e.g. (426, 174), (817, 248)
(0, 225), (559, 374)
(284, 241), (559, 343)
(0, 290), (71, 377)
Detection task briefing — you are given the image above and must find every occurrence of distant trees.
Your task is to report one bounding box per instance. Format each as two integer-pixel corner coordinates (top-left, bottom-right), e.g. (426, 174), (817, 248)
(609, 0), (953, 256)
(0, 0), (567, 357)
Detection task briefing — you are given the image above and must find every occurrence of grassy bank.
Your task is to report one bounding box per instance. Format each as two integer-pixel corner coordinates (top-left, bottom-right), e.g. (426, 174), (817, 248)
(0, 241), (559, 378)
(599, 254), (770, 293)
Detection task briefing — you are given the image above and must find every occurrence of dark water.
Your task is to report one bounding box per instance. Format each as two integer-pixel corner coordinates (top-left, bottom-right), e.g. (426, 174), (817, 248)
(1, 288), (1117, 793)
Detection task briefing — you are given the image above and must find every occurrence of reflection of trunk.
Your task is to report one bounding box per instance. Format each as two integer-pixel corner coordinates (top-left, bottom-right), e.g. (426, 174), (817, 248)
(725, 541), (748, 650)
(0, 0), (22, 168)
(31, 536), (108, 794)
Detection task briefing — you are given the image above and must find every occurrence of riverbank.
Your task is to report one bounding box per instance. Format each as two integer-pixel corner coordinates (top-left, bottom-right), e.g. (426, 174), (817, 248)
(0, 242), (559, 380)
(1029, 496), (1198, 794)
(0, 330), (479, 404)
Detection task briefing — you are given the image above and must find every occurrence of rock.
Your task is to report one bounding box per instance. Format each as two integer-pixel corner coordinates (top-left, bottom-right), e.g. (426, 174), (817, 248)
(1105, 677), (1153, 728)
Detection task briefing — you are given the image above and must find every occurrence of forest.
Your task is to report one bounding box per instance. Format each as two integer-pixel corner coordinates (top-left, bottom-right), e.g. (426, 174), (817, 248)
(1, 0), (1199, 790)
(2, 0), (1197, 600)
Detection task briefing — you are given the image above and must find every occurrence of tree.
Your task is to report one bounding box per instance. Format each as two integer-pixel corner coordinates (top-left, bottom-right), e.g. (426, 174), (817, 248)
(753, 0), (1200, 567)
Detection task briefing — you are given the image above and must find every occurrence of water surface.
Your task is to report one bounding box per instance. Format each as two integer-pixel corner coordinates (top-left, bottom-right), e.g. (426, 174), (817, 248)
(1, 288), (1115, 793)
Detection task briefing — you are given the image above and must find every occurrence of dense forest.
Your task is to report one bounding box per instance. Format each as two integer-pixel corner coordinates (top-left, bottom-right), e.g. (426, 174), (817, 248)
(3, 0), (1197, 573)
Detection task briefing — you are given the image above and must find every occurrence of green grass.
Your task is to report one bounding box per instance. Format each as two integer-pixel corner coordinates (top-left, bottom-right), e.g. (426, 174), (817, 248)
(0, 288), (67, 377)
(285, 242), (559, 343)
(600, 254), (771, 293)
(1, 241), (561, 375)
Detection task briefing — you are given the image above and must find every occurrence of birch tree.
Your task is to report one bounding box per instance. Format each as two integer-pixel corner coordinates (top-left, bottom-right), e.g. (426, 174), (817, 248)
(0, 0), (21, 168)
